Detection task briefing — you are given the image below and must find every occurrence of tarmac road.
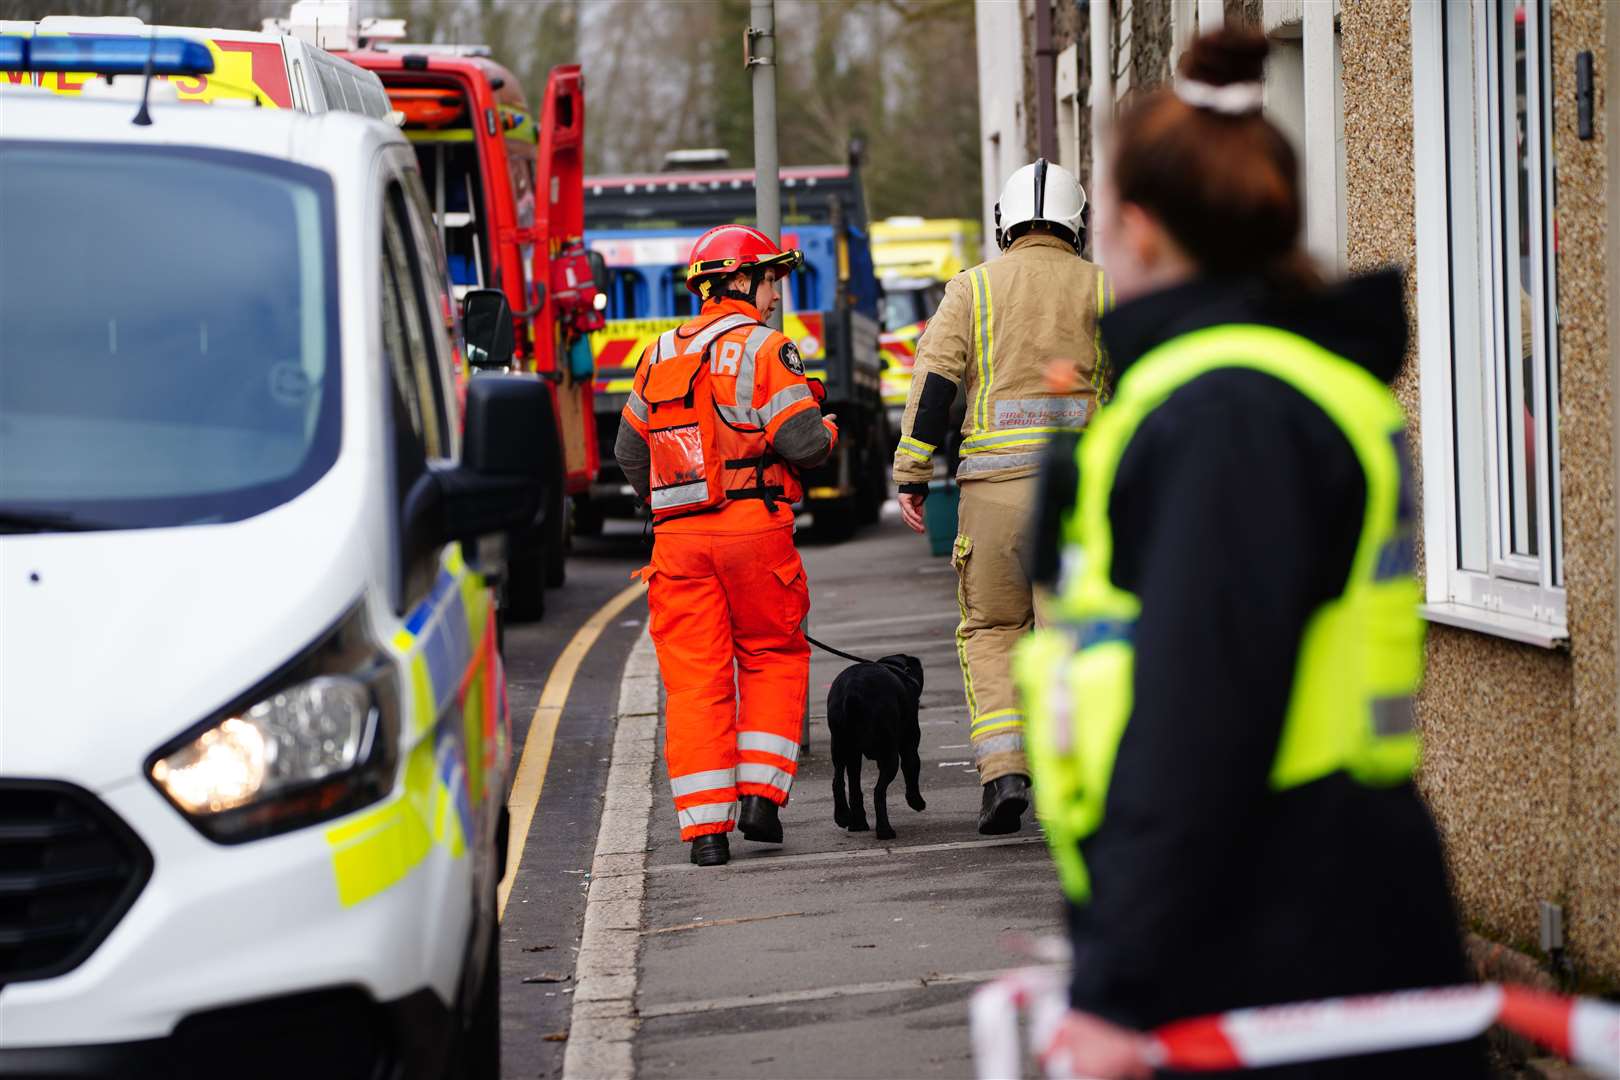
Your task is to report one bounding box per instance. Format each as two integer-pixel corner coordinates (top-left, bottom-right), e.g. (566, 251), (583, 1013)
(497, 518), (650, 1080)
(496, 504), (1068, 1079)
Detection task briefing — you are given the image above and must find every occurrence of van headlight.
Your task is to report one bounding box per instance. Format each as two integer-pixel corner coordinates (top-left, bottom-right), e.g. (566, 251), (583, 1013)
(148, 605), (401, 843)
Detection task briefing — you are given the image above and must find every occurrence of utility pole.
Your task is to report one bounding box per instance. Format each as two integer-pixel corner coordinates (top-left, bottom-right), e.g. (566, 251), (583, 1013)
(747, 0), (781, 331)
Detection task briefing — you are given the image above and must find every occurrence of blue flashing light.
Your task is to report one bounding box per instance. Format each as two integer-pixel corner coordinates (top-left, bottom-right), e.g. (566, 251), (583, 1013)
(2, 35), (214, 77)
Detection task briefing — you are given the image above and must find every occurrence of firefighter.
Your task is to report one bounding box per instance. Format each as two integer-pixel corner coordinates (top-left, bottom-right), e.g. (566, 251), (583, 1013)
(892, 158), (1110, 835)
(1021, 29), (1483, 1077)
(615, 224), (838, 867)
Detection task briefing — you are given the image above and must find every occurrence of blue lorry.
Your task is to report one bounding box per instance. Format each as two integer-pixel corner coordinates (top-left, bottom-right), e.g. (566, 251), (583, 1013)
(580, 159), (888, 538)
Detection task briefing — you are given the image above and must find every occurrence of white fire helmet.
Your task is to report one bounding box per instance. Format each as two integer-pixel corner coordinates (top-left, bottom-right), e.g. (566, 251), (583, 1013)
(994, 158), (1086, 251)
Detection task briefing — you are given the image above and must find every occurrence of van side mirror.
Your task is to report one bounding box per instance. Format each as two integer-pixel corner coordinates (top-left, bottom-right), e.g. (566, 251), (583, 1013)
(463, 288), (515, 370)
(587, 249), (611, 295)
(404, 374), (548, 568)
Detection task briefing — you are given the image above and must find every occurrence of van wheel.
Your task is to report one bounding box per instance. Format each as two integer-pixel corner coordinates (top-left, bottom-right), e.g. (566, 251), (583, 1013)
(505, 532), (546, 622)
(574, 497), (604, 538)
(544, 494), (570, 589)
(812, 498), (858, 542)
(461, 901), (501, 1080)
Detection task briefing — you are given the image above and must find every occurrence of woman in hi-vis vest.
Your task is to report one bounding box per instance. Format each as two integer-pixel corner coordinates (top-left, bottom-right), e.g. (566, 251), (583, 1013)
(615, 225), (838, 868)
(1019, 30), (1485, 1078)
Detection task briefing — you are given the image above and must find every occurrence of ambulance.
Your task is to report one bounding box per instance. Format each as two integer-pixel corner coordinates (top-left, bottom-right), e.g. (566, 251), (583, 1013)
(0, 38), (543, 1077)
(0, 13), (388, 116)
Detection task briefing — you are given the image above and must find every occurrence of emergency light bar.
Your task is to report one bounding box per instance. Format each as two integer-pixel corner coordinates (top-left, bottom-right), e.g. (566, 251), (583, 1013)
(0, 34), (214, 76)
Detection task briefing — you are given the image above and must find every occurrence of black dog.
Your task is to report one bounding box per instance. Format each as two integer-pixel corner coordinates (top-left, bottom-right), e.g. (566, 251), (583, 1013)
(826, 654), (925, 840)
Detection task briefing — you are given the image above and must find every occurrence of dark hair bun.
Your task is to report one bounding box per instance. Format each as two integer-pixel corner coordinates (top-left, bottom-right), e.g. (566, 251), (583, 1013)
(1179, 26), (1269, 86)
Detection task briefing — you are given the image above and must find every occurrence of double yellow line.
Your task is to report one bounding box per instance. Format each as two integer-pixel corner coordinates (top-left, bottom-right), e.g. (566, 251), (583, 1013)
(498, 580), (648, 918)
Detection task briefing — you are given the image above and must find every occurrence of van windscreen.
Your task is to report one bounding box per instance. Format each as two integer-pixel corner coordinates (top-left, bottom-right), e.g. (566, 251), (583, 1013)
(0, 143), (340, 532)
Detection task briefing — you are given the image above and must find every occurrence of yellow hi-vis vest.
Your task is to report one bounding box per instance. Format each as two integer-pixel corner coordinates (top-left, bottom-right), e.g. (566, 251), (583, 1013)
(1016, 324), (1425, 903)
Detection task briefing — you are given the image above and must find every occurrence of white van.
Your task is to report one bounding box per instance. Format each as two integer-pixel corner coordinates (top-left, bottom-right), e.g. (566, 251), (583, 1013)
(0, 14), (389, 116)
(0, 54), (546, 1077)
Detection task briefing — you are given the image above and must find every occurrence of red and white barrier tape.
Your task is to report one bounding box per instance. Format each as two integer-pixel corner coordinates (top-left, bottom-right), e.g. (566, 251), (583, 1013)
(970, 967), (1620, 1078)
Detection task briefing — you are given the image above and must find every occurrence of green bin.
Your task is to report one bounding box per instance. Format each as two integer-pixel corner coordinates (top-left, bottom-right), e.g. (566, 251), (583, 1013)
(924, 479), (959, 558)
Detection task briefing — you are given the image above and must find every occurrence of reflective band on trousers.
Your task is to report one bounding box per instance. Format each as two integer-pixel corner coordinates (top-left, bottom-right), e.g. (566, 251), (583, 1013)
(670, 768), (737, 797)
(738, 730), (800, 762)
(974, 732), (1024, 759)
(956, 450), (1048, 478)
(678, 801), (736, 830)
(737, 762), (795, 792)
(970, 709), (1023, 736)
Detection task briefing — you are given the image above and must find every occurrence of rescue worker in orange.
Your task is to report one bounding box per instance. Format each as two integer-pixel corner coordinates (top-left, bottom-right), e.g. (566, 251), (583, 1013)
(614, 224), (838, 867)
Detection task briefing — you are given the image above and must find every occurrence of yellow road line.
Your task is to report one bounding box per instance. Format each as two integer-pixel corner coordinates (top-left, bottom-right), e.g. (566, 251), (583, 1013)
(499, 579), (649, 919)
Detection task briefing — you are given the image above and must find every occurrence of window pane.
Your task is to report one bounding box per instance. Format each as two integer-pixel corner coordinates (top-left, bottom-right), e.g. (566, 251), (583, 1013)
(0, 145), (339, 530)
(1496, 0), (1537, 559)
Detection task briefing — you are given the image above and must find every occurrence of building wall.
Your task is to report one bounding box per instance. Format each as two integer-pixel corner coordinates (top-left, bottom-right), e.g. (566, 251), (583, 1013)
(1340, 0), (1617, 984)
(990, 0), (1619, 985)
(975, 0), (1027, 261)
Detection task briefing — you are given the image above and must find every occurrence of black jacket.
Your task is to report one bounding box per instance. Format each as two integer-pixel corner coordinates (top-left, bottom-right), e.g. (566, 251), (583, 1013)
(1058, 272), (1485, 1078)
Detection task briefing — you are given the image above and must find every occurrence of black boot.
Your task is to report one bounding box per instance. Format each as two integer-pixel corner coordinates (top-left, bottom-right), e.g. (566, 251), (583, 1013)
(977, 774), (1029, 836)
(738, 795), (784, 844)
(689, 833), (729, 866)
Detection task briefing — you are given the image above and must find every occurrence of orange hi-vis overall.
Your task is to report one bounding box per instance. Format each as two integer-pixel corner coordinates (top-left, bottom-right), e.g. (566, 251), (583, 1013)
(622, 300), (825, 840)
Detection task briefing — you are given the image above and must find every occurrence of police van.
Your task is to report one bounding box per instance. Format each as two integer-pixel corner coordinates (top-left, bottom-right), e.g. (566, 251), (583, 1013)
(0, 37), (545, 1078)
(0, 13), (389, 116)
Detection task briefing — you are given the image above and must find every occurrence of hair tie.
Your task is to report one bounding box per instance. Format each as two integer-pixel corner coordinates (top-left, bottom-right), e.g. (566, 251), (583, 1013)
(1174, 77), (1265, 116)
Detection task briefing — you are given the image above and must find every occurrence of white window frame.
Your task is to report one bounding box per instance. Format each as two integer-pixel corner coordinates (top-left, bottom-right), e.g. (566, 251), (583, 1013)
(1411, 0), (1566, 648)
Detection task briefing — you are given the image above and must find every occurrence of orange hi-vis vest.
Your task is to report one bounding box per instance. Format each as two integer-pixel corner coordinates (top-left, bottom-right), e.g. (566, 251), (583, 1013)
(624, 302), (819, 528)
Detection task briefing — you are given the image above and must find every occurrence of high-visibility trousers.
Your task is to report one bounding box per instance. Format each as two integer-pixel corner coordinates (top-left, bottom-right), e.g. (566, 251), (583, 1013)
(643, 525), (810, 840)
(952, 475), (1044, 784)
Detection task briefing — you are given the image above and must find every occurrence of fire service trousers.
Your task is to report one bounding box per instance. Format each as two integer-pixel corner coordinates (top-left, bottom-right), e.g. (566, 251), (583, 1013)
(644, 526), (810, 840)
(952, 475), (1045, 784)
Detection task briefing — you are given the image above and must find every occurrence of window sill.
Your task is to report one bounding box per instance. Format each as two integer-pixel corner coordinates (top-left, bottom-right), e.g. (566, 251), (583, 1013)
(1420, 602), (1568, 650)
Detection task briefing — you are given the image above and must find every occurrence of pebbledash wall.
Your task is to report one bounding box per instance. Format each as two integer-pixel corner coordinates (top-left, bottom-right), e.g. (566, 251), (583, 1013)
(981, 0), (1618, 987)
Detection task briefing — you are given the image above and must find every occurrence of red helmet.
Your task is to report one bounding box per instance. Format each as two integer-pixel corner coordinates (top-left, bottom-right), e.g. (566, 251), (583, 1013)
(685, 224), (804, 299)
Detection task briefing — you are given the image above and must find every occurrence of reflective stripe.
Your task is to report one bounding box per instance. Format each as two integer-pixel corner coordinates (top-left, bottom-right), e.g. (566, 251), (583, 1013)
(1077, 618), (1134, 650)
(654, 329), (679, 363)
(757, 383), (812, 425)
(733, 324), (776, 407)
(969, 268), (995, 431)
(962, 427), (1070, 452)
(956, 450), (1047, 477)
(737, 762), (795, 793)
(670, 768), (737, 798)
(651, 479), (710, 509)
(688, 312), (757, 358)
(329, 547), (482, 906)
(1093, 271), (1113, 404)
(738, 730), (800, 762)
(971, 709), (1024, 736)
(974, 731), (1025, 758)
(678, 801), (736, 830)
(993, 398), (1089, 429)
(897, 435), (934, 461)
(627, 390), (648, 422)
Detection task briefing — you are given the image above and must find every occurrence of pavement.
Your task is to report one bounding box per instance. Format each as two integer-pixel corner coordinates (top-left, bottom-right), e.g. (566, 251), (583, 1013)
(557, 508), (1069, 1079)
